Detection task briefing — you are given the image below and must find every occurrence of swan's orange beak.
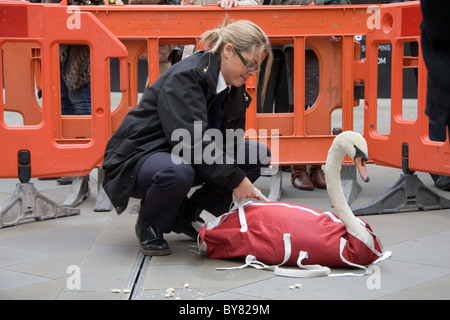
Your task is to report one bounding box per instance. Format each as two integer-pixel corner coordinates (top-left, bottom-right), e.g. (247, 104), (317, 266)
(355, 156), (370, 182)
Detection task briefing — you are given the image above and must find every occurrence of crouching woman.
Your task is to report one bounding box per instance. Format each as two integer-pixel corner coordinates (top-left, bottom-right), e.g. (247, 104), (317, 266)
(102, 20), (273, 256)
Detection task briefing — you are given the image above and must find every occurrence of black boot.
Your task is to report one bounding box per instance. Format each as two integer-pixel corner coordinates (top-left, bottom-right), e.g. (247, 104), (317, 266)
(435, 175), (450, 191)
(135, 215), (171, 256)
(172, 198), (203, 240)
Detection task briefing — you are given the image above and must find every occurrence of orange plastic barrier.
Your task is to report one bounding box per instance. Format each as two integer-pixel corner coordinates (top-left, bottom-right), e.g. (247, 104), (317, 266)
(83, 3), (373, 167)
(2, 1), (449, 182)
(358, 3), (450, 177)
(2, 42), (43, 126)
(0, 2), (128, 179)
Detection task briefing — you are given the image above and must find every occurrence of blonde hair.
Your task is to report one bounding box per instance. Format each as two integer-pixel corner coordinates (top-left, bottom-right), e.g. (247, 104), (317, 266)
(200, 19), (273, 104)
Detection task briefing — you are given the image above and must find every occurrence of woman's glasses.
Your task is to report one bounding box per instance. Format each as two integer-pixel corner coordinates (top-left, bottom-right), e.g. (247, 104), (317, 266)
(233, 48), (258, 72)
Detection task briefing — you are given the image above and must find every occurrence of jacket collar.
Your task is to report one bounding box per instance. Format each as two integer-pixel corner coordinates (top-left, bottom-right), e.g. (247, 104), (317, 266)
(196, 50), (222, 95)
(216, 72), (230, 94)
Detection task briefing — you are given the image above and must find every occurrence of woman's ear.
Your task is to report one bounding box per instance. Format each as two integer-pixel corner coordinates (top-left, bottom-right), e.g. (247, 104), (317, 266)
(223, 43), (234, 59)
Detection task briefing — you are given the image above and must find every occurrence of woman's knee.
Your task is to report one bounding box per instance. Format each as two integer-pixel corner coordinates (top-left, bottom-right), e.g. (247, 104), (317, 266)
(237, 139), (271, 167)
(153, 164), (195, 192)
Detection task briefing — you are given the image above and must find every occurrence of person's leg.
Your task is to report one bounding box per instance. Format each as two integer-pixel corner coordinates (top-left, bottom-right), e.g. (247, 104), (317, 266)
(285, 47), (324, 190)
(60, 76), (75, 115)
(131, 152), (195, 254)
(189, 140), (271, 217)
(283, 46), (294, 110)
(67, 82), (91, 115)
(429, 119), (450, 190)
(273, 51), (290, 113)
(256, 49), (276, 113)
(304, 48), (319, 108)
(132, 152), (195, 232)
(304, 50), (323, 184)
(284, 46), (320, 109)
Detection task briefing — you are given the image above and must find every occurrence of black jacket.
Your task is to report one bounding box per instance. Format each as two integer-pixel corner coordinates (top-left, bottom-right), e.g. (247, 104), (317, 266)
(102, 51), (251, 214)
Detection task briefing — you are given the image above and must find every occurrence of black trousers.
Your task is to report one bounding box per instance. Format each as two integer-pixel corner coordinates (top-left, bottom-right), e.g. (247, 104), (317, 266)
(130, 140), (271, 233)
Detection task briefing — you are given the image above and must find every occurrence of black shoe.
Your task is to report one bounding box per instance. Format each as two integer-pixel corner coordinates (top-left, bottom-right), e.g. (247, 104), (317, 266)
(57, 176), (74, 185)
(435, 176), (450, 191)
(172, 198), (203, 240)
(172, 219), (200, 240)
(135, 216), (171, 256)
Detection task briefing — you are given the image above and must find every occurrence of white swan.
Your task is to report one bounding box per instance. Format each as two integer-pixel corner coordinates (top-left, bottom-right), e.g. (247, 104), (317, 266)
(197, 131), (385, 271)
(324, 131), (374, 248)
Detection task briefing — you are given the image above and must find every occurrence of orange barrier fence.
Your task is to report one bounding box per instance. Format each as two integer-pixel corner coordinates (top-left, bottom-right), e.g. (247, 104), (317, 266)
(1, 1), (449, 180)
(0, 2), (128, 179)
(361, 4), (450, 177)
(85, 3), (370, 168)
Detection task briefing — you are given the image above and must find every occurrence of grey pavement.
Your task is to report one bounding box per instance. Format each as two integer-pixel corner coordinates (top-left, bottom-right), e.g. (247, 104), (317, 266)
(1, 99), (450, 302)
(1, 166), (450, 301)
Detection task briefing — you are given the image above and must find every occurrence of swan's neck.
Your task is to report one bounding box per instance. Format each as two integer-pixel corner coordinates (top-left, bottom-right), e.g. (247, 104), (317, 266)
(325, 146), (373, 245)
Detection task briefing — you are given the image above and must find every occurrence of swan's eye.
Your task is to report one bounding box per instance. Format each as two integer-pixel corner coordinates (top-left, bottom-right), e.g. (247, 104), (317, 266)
(354, 145), (368, 164)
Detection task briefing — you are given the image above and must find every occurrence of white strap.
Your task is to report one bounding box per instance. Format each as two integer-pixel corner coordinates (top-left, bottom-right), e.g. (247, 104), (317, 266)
(280, 233), (292, 265)
(216, 254), (275, 271)
(215, 232), (288, 272)
(233, 188), (268, 233)
(237, 198), (248, 233)
(217, 233), (331, 278)
(328, 237), (369, 277)
(373, 250), (392, 264)
(274, 255), (331, 278)
(274, 235), (331, 278)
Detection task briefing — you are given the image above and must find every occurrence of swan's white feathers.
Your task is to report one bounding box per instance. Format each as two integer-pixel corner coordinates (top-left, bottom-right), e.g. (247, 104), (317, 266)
(324, 131), (374, 248)
(333, 131), (368, 161)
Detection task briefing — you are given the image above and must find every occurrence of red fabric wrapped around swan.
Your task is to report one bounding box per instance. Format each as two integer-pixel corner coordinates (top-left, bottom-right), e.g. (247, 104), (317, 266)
(197, 131), (391, 275)
(198, 201), (384, 268)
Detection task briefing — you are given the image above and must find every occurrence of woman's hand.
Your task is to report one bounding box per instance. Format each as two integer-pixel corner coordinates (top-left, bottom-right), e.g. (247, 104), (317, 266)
(233, 177), (262, 201)
(219, 0), (239, 9)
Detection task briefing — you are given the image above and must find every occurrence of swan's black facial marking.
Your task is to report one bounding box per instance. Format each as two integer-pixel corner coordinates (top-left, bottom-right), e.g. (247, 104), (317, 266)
(354, 145), (368, 165)
(353, 145), (370, 182)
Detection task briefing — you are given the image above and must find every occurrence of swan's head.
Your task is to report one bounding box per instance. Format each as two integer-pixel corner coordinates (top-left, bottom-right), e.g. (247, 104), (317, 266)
(333, 131), (369, 182)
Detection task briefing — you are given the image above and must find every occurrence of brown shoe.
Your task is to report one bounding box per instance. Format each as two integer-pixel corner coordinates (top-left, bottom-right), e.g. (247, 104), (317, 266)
(291, 165), (314, 191)
(309, 165), (326, 189)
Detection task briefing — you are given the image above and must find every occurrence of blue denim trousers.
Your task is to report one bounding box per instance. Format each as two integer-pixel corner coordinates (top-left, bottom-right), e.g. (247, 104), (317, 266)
(60, 76), (91, 115)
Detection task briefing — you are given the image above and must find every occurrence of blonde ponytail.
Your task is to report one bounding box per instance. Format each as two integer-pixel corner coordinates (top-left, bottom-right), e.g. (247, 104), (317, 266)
(200, 19), (273, 104)
(200, 17), (230, 53)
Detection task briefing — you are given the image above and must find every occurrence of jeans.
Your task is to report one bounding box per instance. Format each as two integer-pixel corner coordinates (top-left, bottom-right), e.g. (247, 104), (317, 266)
(60, 76), (91, 115)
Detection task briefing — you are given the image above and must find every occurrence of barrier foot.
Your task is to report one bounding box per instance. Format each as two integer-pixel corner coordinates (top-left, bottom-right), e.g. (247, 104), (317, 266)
(94, 168), (112, 212)
(267, 166), (282, 201)
(352, 173), (450, 216)
(341, 164), (362, 206)
(61, 176), (90, 208)
(0, 182), (80, 228)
